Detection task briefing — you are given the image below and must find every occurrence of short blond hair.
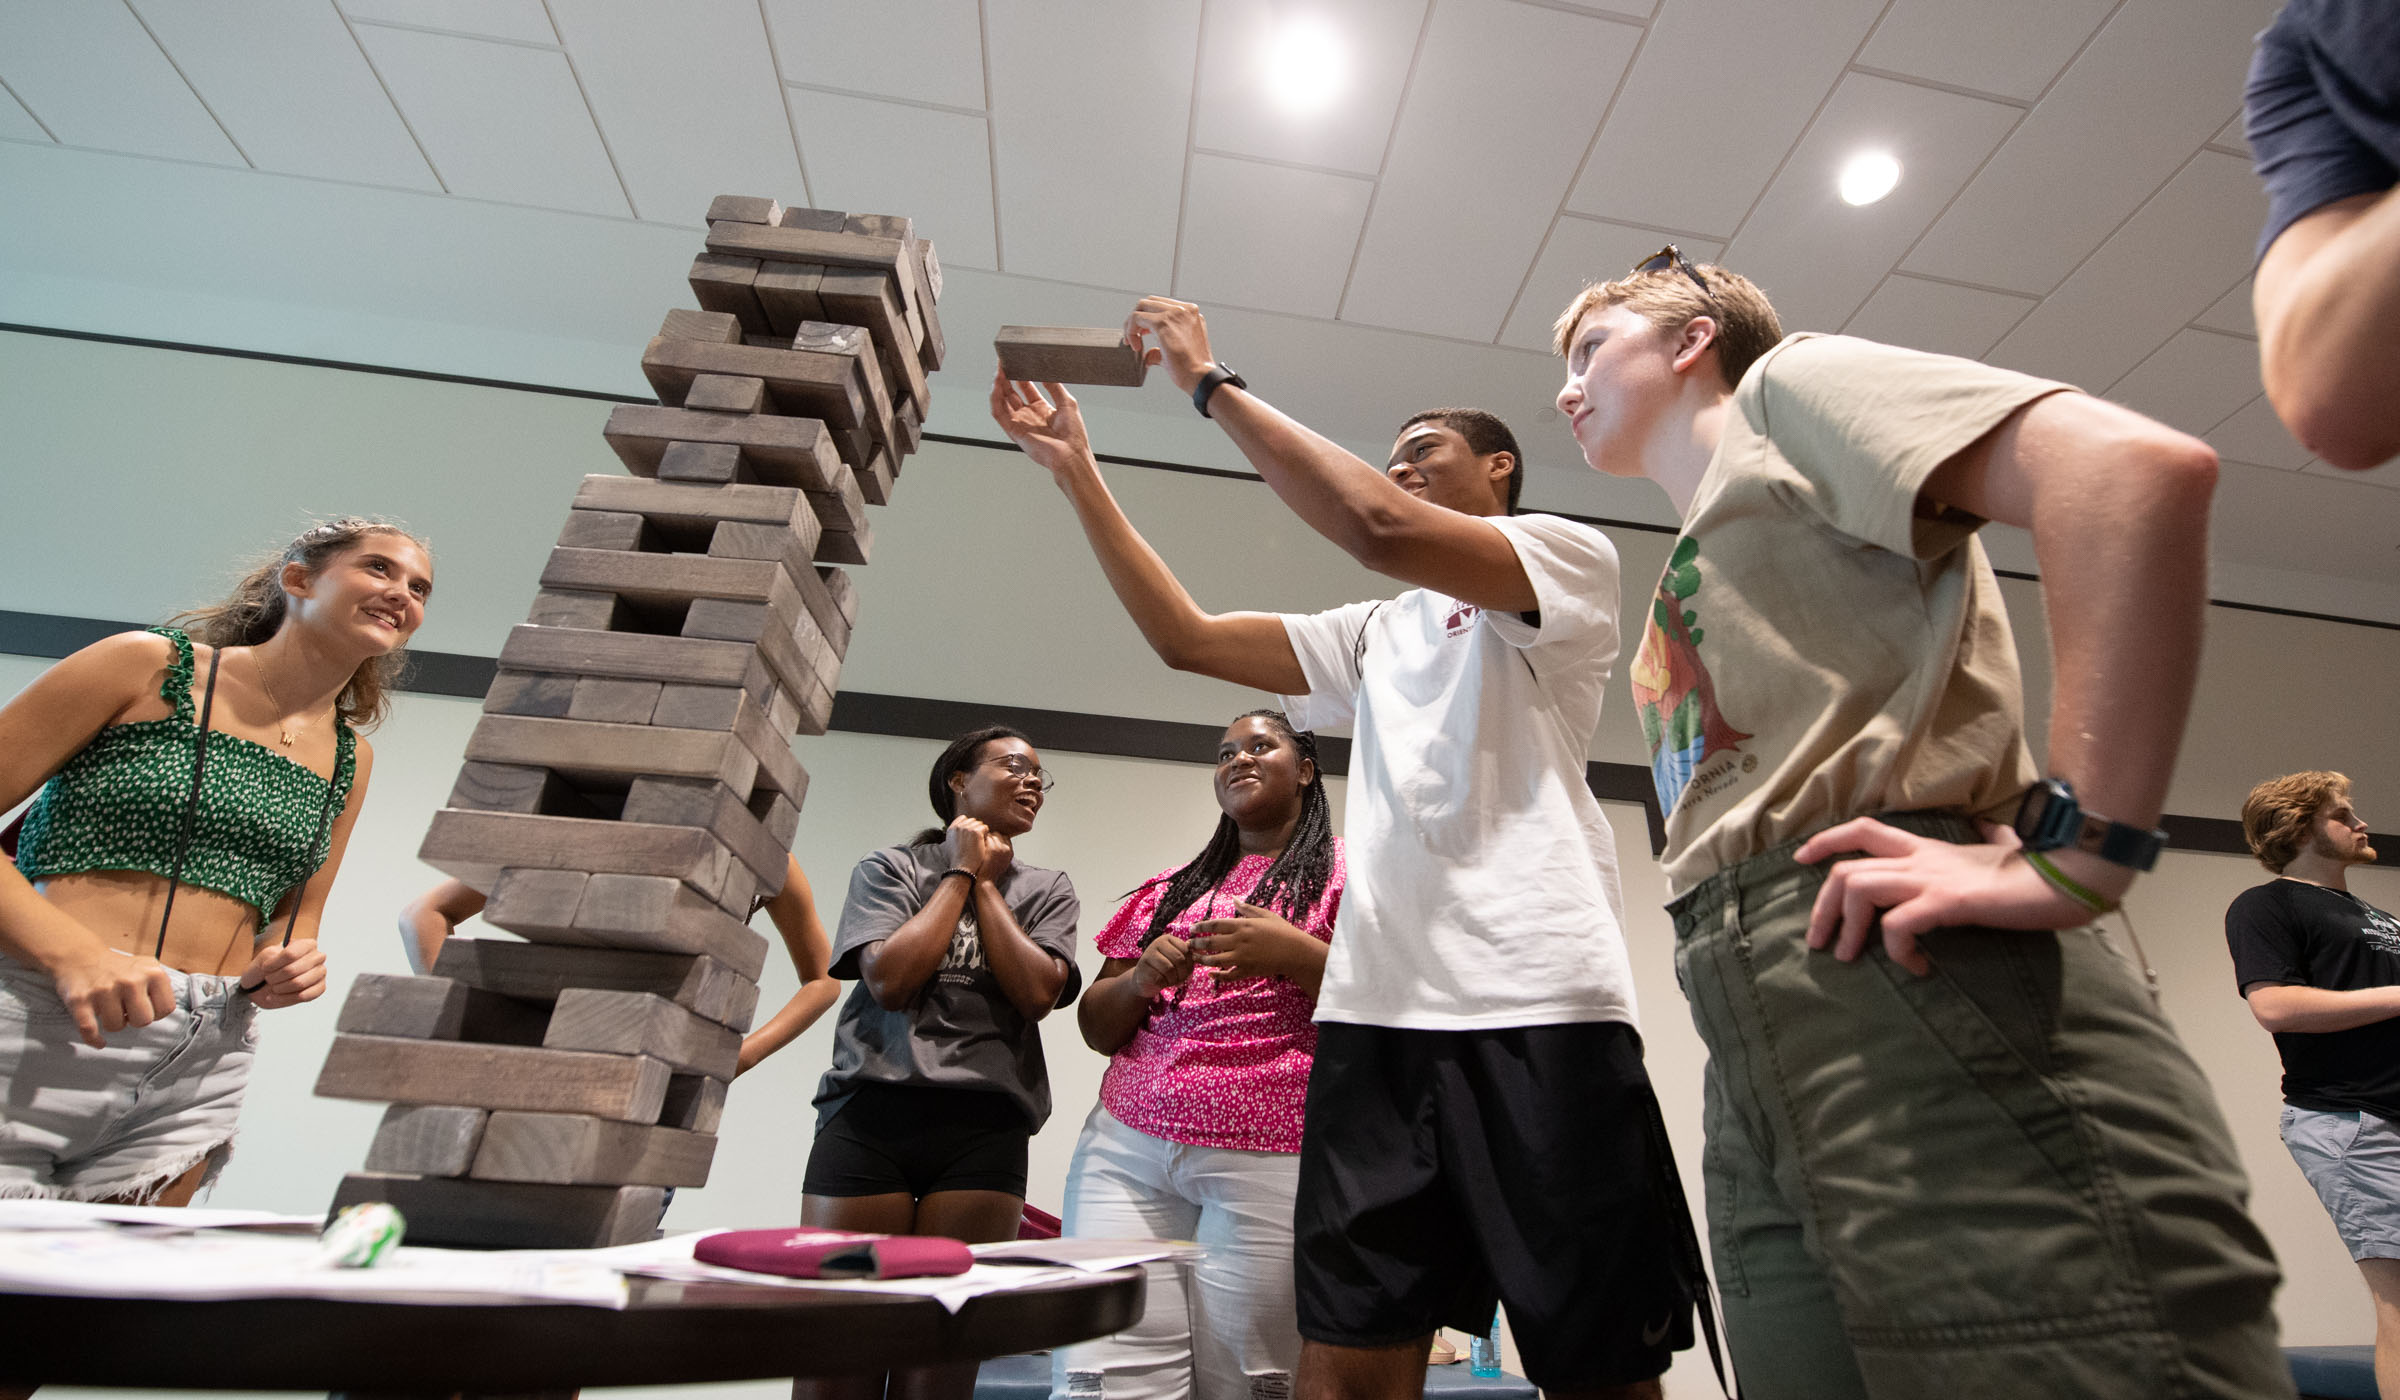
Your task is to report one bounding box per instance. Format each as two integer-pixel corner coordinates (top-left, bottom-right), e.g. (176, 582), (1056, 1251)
(2241, 770), (2350, 873)
(1550, 261), (1783, 391)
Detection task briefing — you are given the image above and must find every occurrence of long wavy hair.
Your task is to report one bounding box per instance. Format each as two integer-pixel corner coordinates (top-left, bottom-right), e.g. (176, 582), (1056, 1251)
(171, 517), (430, 734)
(910, 724), (1035, 846)
(1137, 710), (1337, 947)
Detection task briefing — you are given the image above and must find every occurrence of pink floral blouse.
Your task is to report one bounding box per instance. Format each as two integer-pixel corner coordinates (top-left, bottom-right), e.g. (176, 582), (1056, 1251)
(1095, 844), (1345, 1153)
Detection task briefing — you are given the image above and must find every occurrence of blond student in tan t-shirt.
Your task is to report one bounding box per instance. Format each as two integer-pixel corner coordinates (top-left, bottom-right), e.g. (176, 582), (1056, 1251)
(1548, 250), (2290, 1400)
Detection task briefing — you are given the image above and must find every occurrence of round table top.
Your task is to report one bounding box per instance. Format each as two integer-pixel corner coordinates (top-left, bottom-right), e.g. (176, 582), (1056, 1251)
(3, 1267), (1146, 1392)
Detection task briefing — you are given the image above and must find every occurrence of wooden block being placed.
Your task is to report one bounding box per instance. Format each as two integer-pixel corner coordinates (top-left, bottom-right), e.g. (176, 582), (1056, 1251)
(363, 1104), (488, 1178)
(472, 1112), (717, 1187)
(483, 670), (576, 718)
(555, 509), (652, 552)
(316, 1036), (671, 1122)
(434, 937), (758, 1027)
(420, 810), (738, 903)
(498, 626), (772, 697)
(574, 874), (770, 977)
(688, 253), (766, 334)
(603, 404), (844, 496)
(336, 974), (468, 1040)
(546, 988), (740, 1079)
(706, 193), (782, 226)
(329, 1173), (666, 1250)
(567, 676), (663, 725)
(622, 776), (788, 887)
(754, 261), (824, 336)
(448, 762), (607, 821)
(659, 307), (741, 345)
(526, 588), (622, 631)
(684, 374), (766, 414)
(658, 1074), (730, 1133)
(657, 441), (744, 484)
(996, 326), (1147, 387)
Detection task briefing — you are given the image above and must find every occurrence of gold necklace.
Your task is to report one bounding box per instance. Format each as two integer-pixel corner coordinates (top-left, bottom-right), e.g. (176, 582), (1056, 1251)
(248, 648), (315, 748)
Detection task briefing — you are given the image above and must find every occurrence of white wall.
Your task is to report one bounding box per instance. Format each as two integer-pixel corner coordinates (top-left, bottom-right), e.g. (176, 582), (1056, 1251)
(6, 334), (2400, 1399)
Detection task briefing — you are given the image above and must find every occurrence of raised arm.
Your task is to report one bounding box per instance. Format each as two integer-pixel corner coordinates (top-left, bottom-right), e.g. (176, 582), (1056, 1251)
(1125, 298), (1536, 611)
(992, 369), (1306, 693)
(738, 853), (841, 1073)
(1799, 390), (2216, 968)
(2255, 190), (2400, 472)
(399, 878), (484, 976)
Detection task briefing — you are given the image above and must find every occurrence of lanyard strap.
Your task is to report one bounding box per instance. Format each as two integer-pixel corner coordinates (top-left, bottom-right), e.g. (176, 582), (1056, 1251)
(153, 647), (222, 960)
(272, 768), (343, 949)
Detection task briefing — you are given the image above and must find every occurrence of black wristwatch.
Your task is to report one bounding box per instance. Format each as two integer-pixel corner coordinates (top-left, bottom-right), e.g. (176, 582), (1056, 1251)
(1193, 362), (1246, 418)
(2011, 779), (2168, 871)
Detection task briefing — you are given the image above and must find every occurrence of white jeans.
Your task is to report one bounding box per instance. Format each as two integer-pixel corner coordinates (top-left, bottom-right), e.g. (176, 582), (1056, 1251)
(1052, 1105), (1302, 1400)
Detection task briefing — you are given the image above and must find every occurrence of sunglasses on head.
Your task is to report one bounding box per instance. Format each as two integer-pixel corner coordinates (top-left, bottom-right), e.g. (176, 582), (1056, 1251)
(1632, 244), (1714, 300)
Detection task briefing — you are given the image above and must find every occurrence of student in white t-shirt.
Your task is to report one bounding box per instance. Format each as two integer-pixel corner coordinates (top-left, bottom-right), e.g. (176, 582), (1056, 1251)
(990, 296), (1699, 1400)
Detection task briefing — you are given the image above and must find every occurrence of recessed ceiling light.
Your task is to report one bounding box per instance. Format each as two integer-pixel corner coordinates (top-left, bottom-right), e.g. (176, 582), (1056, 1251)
(1263, 15), (1345, 116)
(1838, 150), (1902, 206)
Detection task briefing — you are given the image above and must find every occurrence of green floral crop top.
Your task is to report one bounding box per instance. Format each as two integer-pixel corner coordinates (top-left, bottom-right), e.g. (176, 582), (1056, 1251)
(13, 628), (355, 928)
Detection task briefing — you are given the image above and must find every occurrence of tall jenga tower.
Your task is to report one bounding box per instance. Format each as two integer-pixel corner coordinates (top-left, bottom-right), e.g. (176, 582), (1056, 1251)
(314, 196), (944, 1248)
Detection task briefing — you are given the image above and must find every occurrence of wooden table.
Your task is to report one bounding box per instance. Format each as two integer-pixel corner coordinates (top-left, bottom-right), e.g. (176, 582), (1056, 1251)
(2, 1268), (1145, 1394)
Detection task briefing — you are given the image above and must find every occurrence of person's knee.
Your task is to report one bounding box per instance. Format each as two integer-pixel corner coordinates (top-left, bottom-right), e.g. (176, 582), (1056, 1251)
(1296, 1338), (1428, 1400)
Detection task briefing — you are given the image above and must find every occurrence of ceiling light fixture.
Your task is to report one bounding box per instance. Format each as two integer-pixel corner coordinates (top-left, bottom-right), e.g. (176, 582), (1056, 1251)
(1263, 14), (1346, 116)
(1838, 150), (1902, 206)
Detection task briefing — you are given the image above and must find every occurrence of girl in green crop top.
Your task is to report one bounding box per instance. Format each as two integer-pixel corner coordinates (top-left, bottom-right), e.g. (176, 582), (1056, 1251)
(0, 518), (433, 1206)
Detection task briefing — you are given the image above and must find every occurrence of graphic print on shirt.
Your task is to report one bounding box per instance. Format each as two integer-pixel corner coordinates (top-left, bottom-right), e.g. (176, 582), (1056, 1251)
(2358, 901), (2400, 958)
(1631, 536), (1751, 815)
(1443, 601), (1479, 637)
(939, 908), (986, 982)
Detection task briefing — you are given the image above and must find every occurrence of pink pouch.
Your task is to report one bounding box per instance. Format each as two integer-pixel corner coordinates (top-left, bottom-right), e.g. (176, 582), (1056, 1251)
(695, 1228), (974, 1279)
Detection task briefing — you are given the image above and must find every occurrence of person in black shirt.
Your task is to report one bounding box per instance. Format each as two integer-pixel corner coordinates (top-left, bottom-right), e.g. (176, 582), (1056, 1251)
(2227, 769), (2399, 1392)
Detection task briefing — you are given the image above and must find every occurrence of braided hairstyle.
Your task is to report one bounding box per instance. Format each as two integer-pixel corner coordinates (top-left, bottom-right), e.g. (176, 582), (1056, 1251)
(171, 516), (431, 734)
(1137, 710), (1337, 948)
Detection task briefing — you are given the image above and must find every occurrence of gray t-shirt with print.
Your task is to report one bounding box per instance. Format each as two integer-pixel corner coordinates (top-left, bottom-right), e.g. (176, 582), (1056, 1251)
(813, 841), (1082, 1132)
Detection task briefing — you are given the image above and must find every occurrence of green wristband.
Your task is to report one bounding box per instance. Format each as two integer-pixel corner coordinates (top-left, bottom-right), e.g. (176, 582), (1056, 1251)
(2023, 849), (2116, 915)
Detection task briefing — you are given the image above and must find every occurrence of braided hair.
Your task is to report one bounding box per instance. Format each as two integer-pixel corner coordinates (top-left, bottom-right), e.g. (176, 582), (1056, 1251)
(1137, 710), (1338, 948)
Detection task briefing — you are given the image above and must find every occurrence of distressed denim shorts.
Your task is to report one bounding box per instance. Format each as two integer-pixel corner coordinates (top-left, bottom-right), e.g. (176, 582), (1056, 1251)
(1668, 812), (2290, 1400)
(0, 953), (257, 1201)
(2281, 1104), (2400, 1262)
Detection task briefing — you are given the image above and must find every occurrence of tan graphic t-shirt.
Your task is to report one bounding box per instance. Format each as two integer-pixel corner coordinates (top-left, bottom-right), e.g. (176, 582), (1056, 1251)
(1644, 333), (2068, 894)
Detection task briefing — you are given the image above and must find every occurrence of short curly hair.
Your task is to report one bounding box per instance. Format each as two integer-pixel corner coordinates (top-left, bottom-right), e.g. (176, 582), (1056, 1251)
(2241, 770), (2350, 873)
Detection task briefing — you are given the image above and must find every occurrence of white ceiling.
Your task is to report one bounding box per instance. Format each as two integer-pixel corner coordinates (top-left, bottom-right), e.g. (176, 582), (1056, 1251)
(2, 0), (2396, 621)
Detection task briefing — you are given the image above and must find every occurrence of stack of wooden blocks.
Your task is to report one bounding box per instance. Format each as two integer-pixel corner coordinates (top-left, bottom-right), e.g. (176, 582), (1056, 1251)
(315, 195), (945, 1249)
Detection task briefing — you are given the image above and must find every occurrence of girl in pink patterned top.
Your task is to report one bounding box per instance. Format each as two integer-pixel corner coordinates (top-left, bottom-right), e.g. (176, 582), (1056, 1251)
(1056, 710), (1344, 1400)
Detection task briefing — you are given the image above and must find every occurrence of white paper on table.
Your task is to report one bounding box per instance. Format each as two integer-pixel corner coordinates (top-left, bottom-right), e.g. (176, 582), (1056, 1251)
(0, 1226), (629, 1307)
(606, 1232), (1100, 1313)
(0, 1199), (322, 1232)
(971, 1237), (1206, 1272)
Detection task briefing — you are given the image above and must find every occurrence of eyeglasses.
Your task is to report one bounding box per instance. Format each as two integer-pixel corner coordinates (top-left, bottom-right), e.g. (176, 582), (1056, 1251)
(1632, 244), (1714, 301)
(986, 754), (1056, 792)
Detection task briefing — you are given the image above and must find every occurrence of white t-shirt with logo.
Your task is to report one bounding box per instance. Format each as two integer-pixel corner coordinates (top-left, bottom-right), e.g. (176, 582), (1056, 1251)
(1277, 512), (1638, 1031)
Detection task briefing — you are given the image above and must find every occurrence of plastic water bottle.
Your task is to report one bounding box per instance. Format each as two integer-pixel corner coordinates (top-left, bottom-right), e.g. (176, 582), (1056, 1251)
(1469, 1317), (1503, 1378)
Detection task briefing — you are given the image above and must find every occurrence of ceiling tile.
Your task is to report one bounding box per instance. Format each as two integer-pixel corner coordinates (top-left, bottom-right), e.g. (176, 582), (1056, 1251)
(2193, 276), (2257, 336)
(986, 0), (1200, 289)
(788, 89), (997, 270)
(1191, 0), (1426, 177)
(1984, 151), (2264, 390)
(2103, 328), (2262, 437)
(1568, 0), (1887, 238)
(547, 0), (805, 224)
(2212, 112), (2249, 153)
(1840, 274), (2034, 359)
(765, 0), (986, 111)
(352, 27), (629, 217)
(2212, 460), (2400, 580)
(1855, 0), (2113, 102)
(2305, 454), (2400, 490)
(1342, 0), (1639, 340)
(1544, 0), (1656, 18)
(1719, 75), (2020, 335)
(1499, 217), (1723, 351)
(0, 0), (243, 165)
(131, 0), (437, 190)
(1174, 155), (1372, 318)
(338, 0), (556, 46)
(0, 84), (51, 142)
(1902, 0), (2272, 295)
(2206, 394), (2312, 470)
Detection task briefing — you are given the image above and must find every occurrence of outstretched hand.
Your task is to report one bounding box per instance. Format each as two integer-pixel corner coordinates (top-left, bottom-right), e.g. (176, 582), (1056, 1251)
(1794, 818), (2108, 976)
(1125, 296), (1215, 394)
(990, 369), (1096, 482)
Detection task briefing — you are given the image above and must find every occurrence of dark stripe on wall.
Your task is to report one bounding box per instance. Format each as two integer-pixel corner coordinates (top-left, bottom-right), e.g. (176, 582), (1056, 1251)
(9, 609), (2374, 864)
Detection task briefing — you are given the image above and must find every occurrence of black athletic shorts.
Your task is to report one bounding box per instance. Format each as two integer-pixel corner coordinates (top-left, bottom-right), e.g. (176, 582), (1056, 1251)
(803, 1082), (1031, 1198)
(1294, 1020), (1700, 1389)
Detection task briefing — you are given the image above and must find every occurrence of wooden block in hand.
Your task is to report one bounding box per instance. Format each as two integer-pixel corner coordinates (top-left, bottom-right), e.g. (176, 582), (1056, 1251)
(483, 670), (576, 718)
(472, 1111), (717, 1187)
(434, 936), (758, 1028)
(574, 874), (770, 977)
(329, 1173), (666, 1250)
(567, 676), (663, 725)
(706, 194), (782, 226)
(688, 253), (767, 334)
(996, 325), (1147, 386)
(658, 1074), (730, 1132)
(546, 988), (741, 1079)
(683, 374), (767, 414)
(316, 1035), (671, 1122)
(602, 406), (844, 496)
(363, 1104), (488, 1177)
(657, 440), (745, 484)
(419, 809), (738, 904)
(556, 509), (652, 552)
